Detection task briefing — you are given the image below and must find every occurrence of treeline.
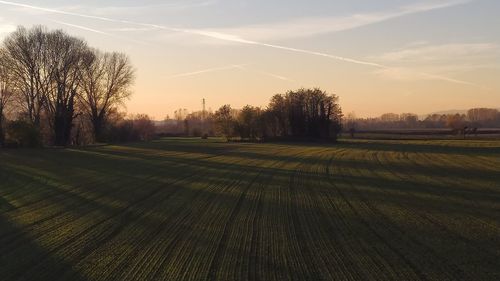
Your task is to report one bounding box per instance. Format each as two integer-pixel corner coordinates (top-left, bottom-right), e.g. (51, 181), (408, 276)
(0, 26), (157, 147)
(346, 108), (500, 131)
(158, 88), (343, 141)
(157, 109), (216, 137)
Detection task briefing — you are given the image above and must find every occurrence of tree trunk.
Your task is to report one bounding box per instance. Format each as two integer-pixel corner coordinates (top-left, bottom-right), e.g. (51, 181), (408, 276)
(0, 108), (4, 147)
(54, 110), (75, 146)
(53, 91), (76, 147)
(54, 105), (67, 146)
(92, 115), (105, 143)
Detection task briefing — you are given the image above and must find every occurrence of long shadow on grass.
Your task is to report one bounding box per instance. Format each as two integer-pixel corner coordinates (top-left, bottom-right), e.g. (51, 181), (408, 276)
(338, 139), (500, 156)
(2, 151), (500, 280)
(3, 140), (500, 280)
(0, 215), (88, 281)
(88, 139), (500, 177)
(78, 144), (500, 194)
(8, 157), (494, 247)
(10, 142), (497, 221)
(141, 137), (500, 156)
(5, 144), (500, 222)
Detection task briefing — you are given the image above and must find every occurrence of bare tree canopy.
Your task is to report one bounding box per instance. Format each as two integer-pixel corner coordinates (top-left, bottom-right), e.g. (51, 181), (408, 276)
(0, 25), (136, 146)
(43, 30), (90, 145)
(80, 50), (135, 142)
(2, 26), (49, 127)
(0, 48), (14, 146)
(214, 104), (235, 140)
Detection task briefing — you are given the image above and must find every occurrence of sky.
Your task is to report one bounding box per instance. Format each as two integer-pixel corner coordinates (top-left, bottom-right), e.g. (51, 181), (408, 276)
(0, 0), (499, 119)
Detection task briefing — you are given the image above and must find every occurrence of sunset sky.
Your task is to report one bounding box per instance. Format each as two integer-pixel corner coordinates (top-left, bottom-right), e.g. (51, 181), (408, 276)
(0, 0), (499, 119)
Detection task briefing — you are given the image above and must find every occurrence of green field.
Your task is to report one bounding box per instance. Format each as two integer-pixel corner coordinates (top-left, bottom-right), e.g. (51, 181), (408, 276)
(1, 138), (499, 281)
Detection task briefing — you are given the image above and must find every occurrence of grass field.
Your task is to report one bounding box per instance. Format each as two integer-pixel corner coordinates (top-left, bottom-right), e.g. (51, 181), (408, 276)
(1, 138), (499, 281)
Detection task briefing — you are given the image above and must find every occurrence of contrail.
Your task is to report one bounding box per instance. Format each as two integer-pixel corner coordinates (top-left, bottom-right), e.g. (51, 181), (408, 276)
(255, 42), (386, 68)
(168, 63), (296, 83)
(166, 64), (248, 79)
(257, 71), (295, 82)
(49, 19), (110, 35)
(49, 19), (155, 46)
(0, 0), (394, 68)
(154, 27), (387, 68)
(0, 0), (135, 23)
(108, 27), (160, 32)
(419, 72), (479, 87)
(235, 65), (296, 82)
(0, 0), (481, 87)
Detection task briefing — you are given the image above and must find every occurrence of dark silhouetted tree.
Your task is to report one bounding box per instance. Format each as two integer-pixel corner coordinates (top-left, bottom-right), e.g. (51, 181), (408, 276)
(235, 105), (262, 140)
(80, 51), (134, 142)
(2, 26), (49, 128)
(280, 88), (342, 140)
(214, 104), (235, 140)
(43, 30), (90, 146)
(0, 49), (14, 146)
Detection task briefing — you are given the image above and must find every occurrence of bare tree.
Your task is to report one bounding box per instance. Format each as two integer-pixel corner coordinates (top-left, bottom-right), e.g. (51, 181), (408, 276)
(235, 105), (262, 140)
(280, 88), (342, 139)
(0, 25), (137, 146)
(44, 30), (90, 146)
(133, 114), (155, 141)
(267, 94), (288, 137)
(0, 48), (14, 146)
(2, 26), (49, 127)
(80, 50), (134, 142)
(214, 104), (235, 140)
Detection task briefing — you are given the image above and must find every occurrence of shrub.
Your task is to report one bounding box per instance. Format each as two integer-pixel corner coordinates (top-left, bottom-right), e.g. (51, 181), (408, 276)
(5, 120), (41, 147)
(105, 114), (156, 143)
